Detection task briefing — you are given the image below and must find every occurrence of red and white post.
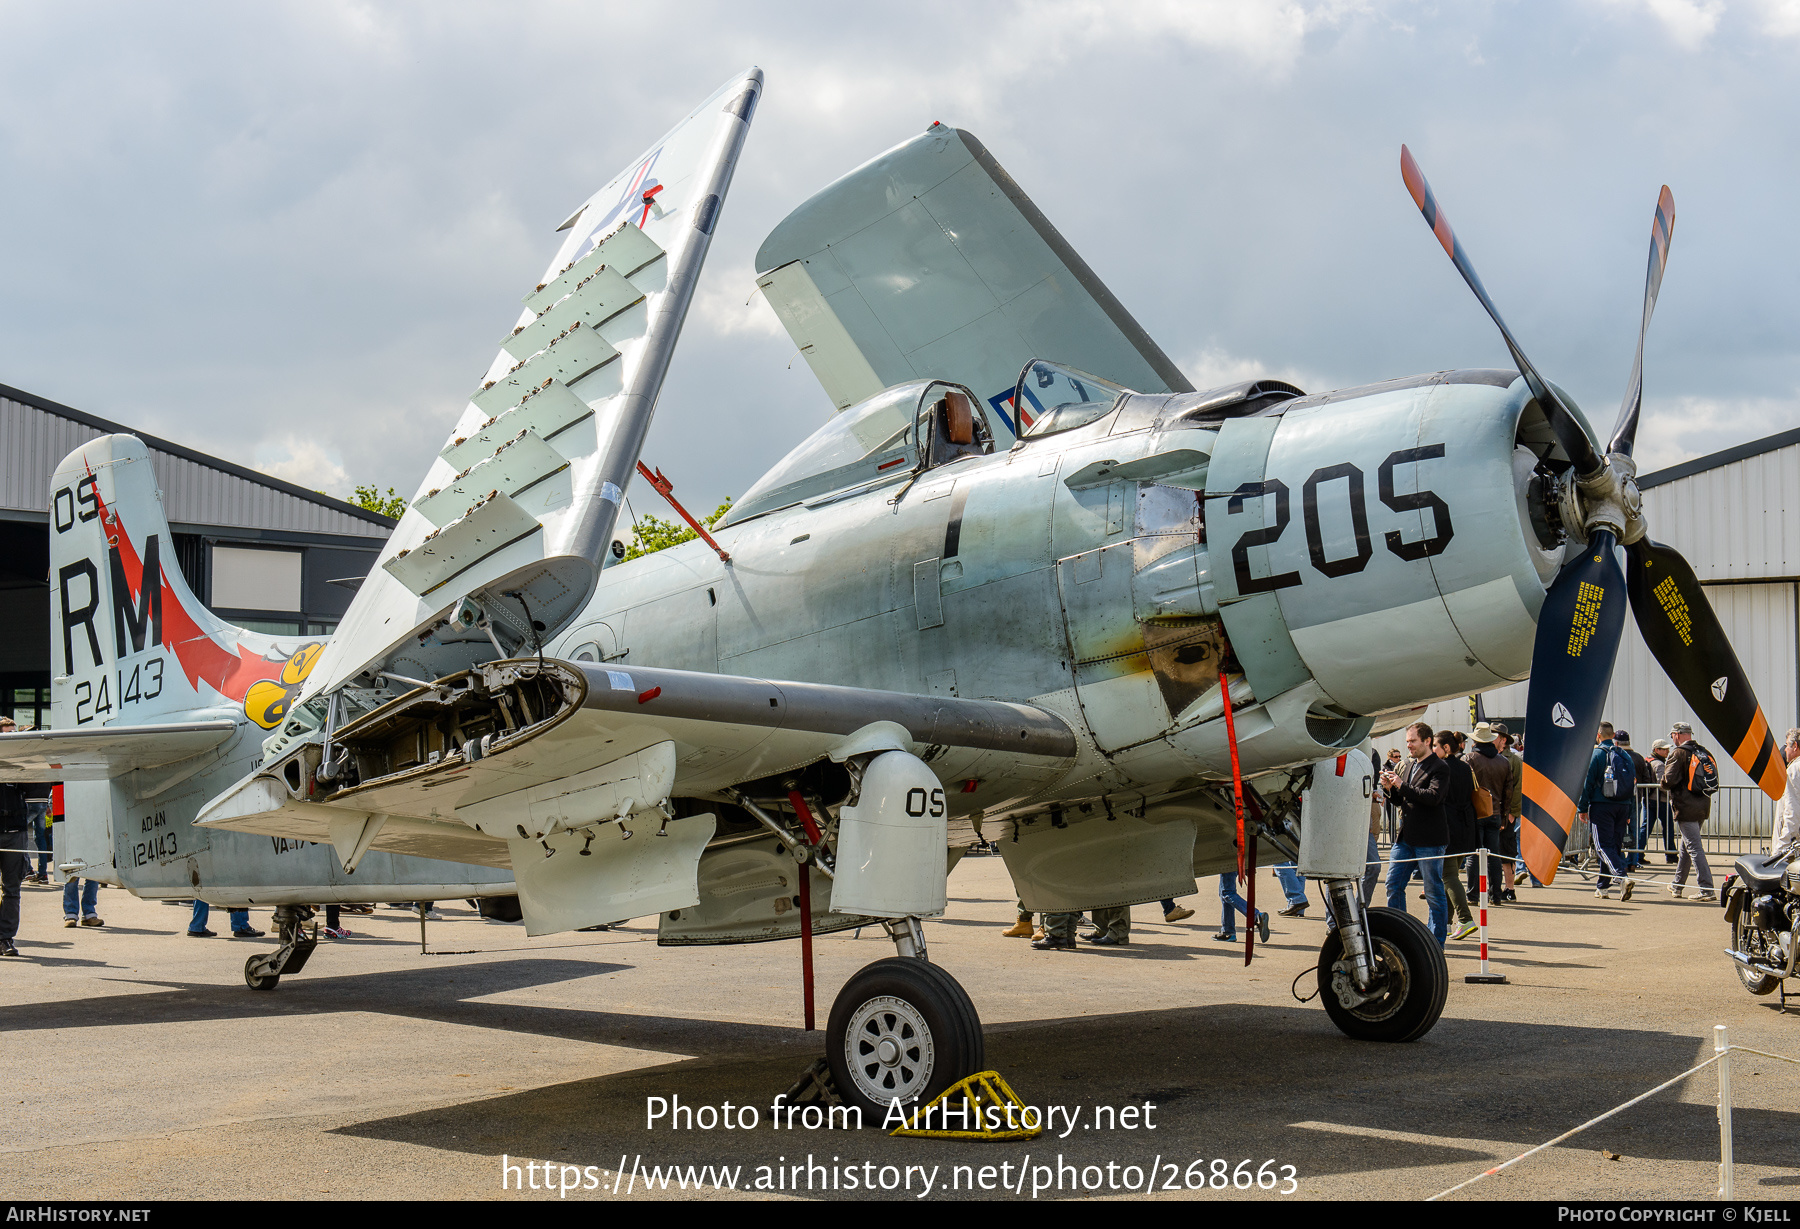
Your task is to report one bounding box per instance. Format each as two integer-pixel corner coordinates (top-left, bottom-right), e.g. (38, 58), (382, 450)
(1465, 846), (1508, 985)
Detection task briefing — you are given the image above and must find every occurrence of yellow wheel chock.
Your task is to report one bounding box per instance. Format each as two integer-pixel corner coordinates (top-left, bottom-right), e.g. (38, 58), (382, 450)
(888, 1070), (1043, 1140)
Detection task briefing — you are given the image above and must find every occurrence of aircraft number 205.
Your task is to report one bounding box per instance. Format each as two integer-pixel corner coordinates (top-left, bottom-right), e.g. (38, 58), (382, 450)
(1218, 445), (1453, 595)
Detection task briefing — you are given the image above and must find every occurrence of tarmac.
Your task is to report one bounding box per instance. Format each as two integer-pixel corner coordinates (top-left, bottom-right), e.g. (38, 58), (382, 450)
(3, 850), (1798, 1202)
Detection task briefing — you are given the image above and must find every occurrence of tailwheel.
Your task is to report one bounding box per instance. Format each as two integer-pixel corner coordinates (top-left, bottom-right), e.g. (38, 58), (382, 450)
(826, 958), (983, 1121)
(244, 957), (280, 992)
(1316, 906), (1448, 1043)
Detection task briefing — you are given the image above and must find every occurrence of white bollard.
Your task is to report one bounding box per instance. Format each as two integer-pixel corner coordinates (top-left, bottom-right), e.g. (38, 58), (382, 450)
(1715, 1024), (1734, 1199)
(1466, 846), (1508, 984)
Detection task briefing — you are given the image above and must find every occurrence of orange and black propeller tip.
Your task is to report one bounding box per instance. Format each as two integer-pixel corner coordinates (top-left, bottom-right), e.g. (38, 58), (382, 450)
(1396, 150), (1782, 885)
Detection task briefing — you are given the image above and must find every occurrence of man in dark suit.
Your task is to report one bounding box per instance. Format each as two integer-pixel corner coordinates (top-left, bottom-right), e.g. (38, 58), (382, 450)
(1379, 721), (1450, 948)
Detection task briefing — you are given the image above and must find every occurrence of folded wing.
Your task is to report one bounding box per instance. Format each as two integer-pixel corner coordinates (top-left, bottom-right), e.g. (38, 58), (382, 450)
(303, 68), (765, 702)
(756, 123), (1190, 439)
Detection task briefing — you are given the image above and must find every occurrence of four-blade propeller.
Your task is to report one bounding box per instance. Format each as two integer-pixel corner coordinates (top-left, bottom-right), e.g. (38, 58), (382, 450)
(1398, 147), (1785, 884)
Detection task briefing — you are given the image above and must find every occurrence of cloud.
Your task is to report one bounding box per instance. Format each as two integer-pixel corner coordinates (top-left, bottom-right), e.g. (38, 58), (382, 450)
(1181, 345), (1330, 395)
(1635, 394), (1800, 474)
(252, 436), (350, 495)
(1754, 0), (1800, 36)
(1, 0), (1796, 520)
(1601, 0), (1725, 48)
(689, 263), (788, 340)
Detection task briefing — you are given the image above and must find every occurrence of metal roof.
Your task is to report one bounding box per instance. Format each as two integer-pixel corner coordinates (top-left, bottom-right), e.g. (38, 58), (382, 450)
(1637, 426), (1799, 584)
(0, 383), (394, 539)
(1639, 424), (1800, 489)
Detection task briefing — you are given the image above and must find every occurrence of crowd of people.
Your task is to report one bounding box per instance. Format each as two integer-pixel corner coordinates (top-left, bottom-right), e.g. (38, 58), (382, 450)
(1000, 716), (1800, 954)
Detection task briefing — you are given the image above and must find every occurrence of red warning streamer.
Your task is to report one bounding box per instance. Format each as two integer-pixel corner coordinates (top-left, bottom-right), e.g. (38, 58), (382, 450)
(1220, 669), (1255, 966)
(787, 790), (824, 1032)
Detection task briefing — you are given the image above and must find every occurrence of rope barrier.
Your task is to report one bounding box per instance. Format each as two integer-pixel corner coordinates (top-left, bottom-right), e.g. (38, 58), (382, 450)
(1427, 1053), (1723, 1200)
(1428, 1035), (1800, 1201)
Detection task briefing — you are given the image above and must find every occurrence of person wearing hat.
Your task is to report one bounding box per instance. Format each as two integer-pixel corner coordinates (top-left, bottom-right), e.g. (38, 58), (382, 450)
(1647, 738), (1678, 863)
(1464, 723), (1511, 906)
(1492, 724), (1527, 896)
(1664, 721), (1716, 898)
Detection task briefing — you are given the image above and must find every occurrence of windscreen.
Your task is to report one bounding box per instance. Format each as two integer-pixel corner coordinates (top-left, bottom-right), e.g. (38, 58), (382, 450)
(1014, 360), (1129, 437)
(722, 381), (931, 524)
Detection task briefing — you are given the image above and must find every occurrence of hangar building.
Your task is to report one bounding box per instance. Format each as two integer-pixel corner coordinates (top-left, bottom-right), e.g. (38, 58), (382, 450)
(1418, 424), (1800, 788)
(0, 383), (394, 729)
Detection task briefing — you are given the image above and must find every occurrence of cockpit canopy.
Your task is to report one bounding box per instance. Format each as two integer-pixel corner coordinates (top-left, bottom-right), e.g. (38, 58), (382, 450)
(1009, 359), (1130, 439)
(720, 380), (994, 526)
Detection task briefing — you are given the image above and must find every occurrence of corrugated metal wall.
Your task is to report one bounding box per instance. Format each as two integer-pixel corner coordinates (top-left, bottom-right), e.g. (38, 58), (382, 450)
(0, 394), (386, 539)
(1642, 439), (1799, 582)
(1402, 436), (1799, 784)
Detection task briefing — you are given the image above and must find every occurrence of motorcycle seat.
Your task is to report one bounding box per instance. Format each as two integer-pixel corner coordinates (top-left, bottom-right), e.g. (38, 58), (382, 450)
(1734, 853), (1794, 887)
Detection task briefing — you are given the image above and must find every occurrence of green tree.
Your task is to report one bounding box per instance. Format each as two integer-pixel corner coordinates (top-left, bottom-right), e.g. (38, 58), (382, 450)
(351, 485), (409, 520)
(622, 499), (733, 561)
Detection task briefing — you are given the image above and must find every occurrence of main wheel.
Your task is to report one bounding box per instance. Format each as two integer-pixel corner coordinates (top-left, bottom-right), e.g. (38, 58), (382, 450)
(826, 958), (983, 1121)
(1315, 906), (1448, 1042)
(1732, 916), (1781, 996)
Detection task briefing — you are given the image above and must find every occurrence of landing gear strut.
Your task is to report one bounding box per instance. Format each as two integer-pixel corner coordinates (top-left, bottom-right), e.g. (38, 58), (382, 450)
(824, 916), (983, 1119)
(1315, 902), (1448, 1042)
(244, 905), (319, 991)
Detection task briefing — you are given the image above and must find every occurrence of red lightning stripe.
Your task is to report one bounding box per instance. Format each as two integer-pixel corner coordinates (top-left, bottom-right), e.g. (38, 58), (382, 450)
(89, 468), (286, 703)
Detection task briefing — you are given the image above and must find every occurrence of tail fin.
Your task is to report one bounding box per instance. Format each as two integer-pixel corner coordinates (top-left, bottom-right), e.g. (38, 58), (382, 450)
(49, 434), (326, 732)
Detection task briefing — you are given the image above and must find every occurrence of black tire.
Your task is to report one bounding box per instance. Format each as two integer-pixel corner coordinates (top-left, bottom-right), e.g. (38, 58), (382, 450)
(244, 958), (280, 992)
(1732, 917), (1781, 996)
(1315, 906), (1448, 1042)
(826, 958), (983, 1122)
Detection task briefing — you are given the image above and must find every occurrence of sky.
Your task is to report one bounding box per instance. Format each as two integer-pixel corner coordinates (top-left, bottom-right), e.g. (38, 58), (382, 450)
(1, 0), (1797, 522)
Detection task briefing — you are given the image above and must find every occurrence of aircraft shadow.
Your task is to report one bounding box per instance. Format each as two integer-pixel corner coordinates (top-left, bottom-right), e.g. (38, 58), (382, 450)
(330, 1004), (1800, 1198)
(8, 952), (116, 969)
(0, 958), (818, 1059)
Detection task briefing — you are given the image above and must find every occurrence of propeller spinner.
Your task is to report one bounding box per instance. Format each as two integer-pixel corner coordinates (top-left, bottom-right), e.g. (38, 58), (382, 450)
(1398, 148), (1785, 884)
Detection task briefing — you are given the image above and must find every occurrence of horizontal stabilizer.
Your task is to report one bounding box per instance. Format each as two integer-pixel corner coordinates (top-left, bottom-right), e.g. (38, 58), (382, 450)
(0, 721), (236, 781)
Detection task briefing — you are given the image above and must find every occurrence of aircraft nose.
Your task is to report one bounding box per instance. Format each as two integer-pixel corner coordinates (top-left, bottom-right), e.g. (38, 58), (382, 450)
(1200, 373), (1552, 718)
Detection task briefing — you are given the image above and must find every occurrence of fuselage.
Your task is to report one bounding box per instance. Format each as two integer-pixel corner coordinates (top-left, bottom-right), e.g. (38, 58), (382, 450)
(547, 369), (1566, 821)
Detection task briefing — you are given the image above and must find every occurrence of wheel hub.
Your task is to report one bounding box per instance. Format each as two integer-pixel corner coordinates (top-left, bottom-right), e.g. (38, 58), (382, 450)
(1337, 937), (1410, 1023)
(842, 993), (935, 1106)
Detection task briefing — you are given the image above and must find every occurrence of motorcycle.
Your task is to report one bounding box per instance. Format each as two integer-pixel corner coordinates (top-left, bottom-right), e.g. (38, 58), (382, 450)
(1722, 849), (1799, 1002)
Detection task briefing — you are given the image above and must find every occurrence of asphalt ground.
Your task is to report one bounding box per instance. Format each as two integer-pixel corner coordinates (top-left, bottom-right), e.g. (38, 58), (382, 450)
(3, 851), (1798, 1203)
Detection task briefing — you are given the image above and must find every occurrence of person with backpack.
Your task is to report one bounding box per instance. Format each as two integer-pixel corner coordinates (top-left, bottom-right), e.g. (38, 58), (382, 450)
(1664, 721), (1717, 899)
(1614, 731), (1654, 873)
(1577, 721), (1636, 900)
(1464, 723), (1511, 906)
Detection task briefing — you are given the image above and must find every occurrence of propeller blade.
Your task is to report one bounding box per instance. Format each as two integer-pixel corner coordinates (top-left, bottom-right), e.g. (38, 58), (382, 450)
(1626, 537), (1786, 799)
(1519, 530), (1629, 885)
(1608, 187), (1676, 459)
(1399, 145), (1603, 477)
